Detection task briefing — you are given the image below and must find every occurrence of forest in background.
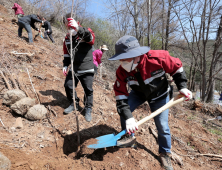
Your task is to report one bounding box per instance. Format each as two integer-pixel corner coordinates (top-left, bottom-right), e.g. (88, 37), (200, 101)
(1, 0), (222, 103)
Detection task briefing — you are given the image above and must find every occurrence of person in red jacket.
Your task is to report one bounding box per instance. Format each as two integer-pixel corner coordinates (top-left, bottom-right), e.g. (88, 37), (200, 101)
(109, 35), (192, 170)
(12, 2), (24, 19)
(62, 13), (95, 122)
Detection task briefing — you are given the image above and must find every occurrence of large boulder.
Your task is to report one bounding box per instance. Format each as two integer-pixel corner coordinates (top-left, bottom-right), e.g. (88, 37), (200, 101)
(25, 104), (48, 120)
(2, 89), (26, 105)
(0, 152), (11, 170)
(10, 97), (35, 116)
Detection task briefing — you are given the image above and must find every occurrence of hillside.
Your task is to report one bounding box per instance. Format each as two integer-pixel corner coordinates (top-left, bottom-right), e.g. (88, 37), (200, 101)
(0, 4), (222, 170)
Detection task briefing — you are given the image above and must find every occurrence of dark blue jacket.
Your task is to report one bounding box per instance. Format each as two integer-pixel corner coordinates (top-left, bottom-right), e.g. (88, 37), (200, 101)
(42, 21), (52, 32)
(19, 14), (42, 31)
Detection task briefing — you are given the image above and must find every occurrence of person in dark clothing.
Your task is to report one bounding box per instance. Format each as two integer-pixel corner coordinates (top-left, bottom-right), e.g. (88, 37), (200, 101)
(62, 13), (95, 122)
(166, 73), (174, 99)
(42, 17), (55, 43)
(109, 35), (192, 170)
(219, 93), (222, 101)
(18, 14), (43, 43)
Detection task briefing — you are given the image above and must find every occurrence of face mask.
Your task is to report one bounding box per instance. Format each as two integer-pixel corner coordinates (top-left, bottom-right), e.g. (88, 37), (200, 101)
(68, 28), (77, 36)
(121, 60), (138, 72)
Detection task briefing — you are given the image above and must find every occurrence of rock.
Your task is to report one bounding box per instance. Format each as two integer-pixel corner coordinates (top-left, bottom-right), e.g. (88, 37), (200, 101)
(141, 128), (146, 132)
(13, 117), (23, 129)
(105, 82), (112, 90)
(125, 151), (129, 157)
(25, 104), (48, 120)
(2, 89), (26, 105)
(11, 97), (35, 116)
(0, 152), (11, 170)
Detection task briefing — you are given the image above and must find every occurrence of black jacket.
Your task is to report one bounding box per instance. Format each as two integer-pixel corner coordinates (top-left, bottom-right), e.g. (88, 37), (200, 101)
(18, 14), (42, 31)
(63, 27), (95, 74)
(42, 21), (52, 32)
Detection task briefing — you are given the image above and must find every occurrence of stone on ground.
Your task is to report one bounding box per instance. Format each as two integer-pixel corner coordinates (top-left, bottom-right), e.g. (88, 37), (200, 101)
(25, 104), (48, 120)
(0, 152), (11, 170)
(10, 97), (35, 116)
(13, 117), (23, 129)
(2, 89), (26, 105)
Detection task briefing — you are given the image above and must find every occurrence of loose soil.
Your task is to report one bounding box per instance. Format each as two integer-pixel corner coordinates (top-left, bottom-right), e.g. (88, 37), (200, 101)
(0, 4), (222, 170)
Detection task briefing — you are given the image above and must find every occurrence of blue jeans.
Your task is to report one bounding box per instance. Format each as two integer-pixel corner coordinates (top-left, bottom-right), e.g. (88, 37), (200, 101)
(120, 90), (171, 153)
(18, 20), (33, 43)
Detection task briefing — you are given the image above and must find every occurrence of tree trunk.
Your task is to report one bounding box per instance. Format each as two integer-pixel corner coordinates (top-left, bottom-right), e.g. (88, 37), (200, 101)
(134, 0), (139, 39)
(206, 78), (214, 103)
(147, 0), (151, 47)
(165, 0), (171, 50)
(161, 0), (165, 50)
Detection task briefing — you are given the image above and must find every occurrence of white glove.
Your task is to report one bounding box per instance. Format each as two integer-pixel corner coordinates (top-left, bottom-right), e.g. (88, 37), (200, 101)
(99, 63), (102, 67)
(179, 88), (192, 101)
(126, 117), (138, 134)
(47, 29), (50, 33)
(63, 66), (67, 76)
(67, 18), (79, 31)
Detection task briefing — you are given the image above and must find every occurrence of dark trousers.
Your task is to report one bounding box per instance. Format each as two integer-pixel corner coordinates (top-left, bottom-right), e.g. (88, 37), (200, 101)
(18, 20), (33, 43)
(44, 31), (55, 43)
(94, 64), (98, 75)
(169, 85), (173, 100)
(64, 71), (94, 108)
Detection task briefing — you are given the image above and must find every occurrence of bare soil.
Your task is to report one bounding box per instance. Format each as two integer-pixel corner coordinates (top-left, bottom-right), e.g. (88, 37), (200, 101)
(0, 4), (222, 170)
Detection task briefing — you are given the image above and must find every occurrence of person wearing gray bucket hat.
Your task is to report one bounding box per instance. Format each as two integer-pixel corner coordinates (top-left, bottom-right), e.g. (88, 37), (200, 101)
(109, 35), (192, 170)
(109, 35), (150, 60)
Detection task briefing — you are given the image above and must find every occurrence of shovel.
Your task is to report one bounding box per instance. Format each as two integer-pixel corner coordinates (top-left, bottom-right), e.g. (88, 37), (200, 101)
(87, 94), (186, 149)
(34, 23), (43, 40)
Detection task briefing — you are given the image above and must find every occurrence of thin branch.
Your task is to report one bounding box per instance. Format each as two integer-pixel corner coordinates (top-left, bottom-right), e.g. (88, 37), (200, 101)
(0, 70), (12, 90)
(26, 68), (40, 104)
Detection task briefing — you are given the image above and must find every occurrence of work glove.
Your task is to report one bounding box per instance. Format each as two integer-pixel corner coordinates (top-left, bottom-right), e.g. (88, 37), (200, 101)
(99, 63), (102, 67)
(63, 66), (68, 76)
(126, 117), (138, 135)
(67, 18), (79, 31)
(179, 88), (192, 101)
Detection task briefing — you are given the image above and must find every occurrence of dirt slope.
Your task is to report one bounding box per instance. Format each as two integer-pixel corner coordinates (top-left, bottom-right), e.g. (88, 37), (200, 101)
(0, 4), (222, 170)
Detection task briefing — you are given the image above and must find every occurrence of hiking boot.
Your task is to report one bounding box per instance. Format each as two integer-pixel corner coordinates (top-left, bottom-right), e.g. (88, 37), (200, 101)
(64, 102), (80, 115)
(159, 152), (174, 170)
(116, 134), (137, 148)
(85, 108), (92, 122)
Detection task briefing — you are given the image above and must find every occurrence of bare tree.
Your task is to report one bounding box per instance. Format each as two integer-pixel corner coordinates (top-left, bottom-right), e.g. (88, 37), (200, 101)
(173, 0), (222, 102)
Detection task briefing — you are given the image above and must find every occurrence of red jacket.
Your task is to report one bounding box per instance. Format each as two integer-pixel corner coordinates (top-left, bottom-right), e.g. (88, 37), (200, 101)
(114, 50), (187, 120)
(12, 3), (24, 15)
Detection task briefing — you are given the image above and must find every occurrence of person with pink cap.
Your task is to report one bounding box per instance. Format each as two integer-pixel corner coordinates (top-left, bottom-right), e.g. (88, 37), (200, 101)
(93, 45), (109, 74)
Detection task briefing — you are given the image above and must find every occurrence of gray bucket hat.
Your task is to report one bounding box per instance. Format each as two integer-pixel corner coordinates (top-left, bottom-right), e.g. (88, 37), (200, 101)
(109, 35), (150, 60)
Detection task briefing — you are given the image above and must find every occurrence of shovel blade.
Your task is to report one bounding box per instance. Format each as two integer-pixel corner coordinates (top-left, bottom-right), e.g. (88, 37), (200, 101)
(87, 130), (127, 149)
(87, 140), (118, 149)
(95, 133), (116, 143)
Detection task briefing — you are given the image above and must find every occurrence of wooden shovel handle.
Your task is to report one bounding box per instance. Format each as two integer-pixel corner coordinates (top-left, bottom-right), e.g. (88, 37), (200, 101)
(137, 94), (185, 126)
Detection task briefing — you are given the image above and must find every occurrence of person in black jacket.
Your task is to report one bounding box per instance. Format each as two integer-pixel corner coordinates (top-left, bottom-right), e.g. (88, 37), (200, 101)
(62, 13), (95, 122)
(42, 17), (55, 43)
(18, 14), (43, 43)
